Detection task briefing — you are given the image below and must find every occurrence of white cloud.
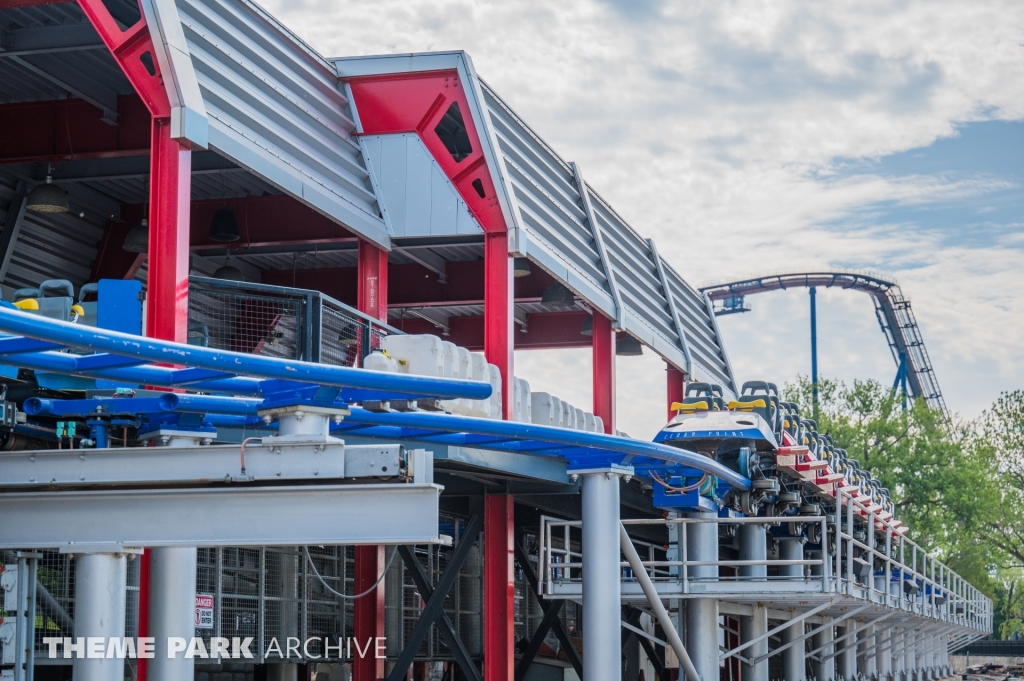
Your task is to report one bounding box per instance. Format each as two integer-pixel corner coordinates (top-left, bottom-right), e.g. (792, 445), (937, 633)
(264, 0), (1024, 428)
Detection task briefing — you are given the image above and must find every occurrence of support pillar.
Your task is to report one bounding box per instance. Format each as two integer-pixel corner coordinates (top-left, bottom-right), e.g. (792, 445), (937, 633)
(810, 554), (834, 681)
(780, 538), (806, 681)
(484, 232), (514, 420)
(484, 494), (514, 681)
(893, 629), (904, 681)
(904, 629), (915, 681)
(72, 553), (128, 681)
(666, 364), (684, 423)
(580, 469), (627, 681)
(687, 511), (720, 681)
(146, 118), (192, 343)
(739, 523), (768, 681)
(148, 547), (197, 681)
(353, 546), (386, 681)
(878, 627), (893, 681)
(858, 625), (876, 681)
(592, 313), (615, 433)
(836, 626), (855, 681)
(356, 239), (388, 681)
(358, 239), (389, 324)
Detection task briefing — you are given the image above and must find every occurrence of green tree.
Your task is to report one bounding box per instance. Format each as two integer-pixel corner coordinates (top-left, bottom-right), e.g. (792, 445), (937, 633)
(783, 376), (1001, 593)
(981, 390), (1024, 638)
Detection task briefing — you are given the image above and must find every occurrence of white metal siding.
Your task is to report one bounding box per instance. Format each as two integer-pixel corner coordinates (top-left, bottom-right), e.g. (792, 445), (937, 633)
(361, 134), (482, 238)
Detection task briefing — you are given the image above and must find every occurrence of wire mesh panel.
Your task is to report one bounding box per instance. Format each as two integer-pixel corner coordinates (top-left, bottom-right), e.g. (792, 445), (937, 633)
(189, 284), (303, 360)
(29, 551), (140, 660)
(383, 516), (483, 664)
(188, 277), (400, 367)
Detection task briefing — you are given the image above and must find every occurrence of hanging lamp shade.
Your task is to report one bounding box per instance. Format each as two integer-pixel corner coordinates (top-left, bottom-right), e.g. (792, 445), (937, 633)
(122, 219), (149, 253)
(541, 282), (575, 306)
(580, 316), (593, 336)
(615, 334), (643, 356)
(512, 257), (532, 278)
(209, 207), (240, 242)
(26, 176), (69, 214)
(213, 263), (245, 281)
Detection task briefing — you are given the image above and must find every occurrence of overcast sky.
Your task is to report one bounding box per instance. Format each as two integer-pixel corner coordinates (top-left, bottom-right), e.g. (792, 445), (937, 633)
(264, 0), (1024, 438)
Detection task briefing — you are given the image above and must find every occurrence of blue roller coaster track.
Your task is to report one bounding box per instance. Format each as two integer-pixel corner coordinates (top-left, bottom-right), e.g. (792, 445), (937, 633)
(700, 271), (948, 418)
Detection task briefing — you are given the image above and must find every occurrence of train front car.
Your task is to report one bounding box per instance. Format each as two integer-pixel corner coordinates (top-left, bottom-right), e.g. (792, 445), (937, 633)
(653, 381), (780, 515)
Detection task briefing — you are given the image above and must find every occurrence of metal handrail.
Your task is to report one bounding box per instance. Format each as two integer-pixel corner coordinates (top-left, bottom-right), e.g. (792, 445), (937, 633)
(537, 492), (992, 634)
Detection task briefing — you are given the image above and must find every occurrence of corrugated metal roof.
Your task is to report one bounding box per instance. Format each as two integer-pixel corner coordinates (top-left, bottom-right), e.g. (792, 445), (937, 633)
(175, 0), (390, 247)
(0, 3), (132, 109)
(477, 80), (735, 391)
(0, 169), (107, 293)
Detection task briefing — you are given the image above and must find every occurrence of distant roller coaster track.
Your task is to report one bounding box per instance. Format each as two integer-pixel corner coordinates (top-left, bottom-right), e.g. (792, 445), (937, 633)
(700, 271), (948, 417)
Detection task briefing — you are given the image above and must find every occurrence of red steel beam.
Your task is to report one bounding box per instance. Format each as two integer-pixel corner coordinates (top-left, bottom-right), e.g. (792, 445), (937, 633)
(190, 195), (357, 249)
(667, 364), (685, 423)
(592, 314), (615, 434)
(0, 96), (150, 164)
(484, 232), (513, 420)
(484, 495), (515, 681)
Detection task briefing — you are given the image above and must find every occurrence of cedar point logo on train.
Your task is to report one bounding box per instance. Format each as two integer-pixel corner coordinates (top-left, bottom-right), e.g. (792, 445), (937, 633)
(42, 637), (387, 660)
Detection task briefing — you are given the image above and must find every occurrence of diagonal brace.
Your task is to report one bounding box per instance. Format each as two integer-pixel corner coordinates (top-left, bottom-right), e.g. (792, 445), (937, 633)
(514, 538), (583, 680)
(720, 600), (834, 662)
(751, 604), (871, 665)
(387, 514), (483, 681)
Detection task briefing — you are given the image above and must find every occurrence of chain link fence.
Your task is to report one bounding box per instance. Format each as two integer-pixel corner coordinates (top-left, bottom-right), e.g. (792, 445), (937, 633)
(189, 277), (400, 367)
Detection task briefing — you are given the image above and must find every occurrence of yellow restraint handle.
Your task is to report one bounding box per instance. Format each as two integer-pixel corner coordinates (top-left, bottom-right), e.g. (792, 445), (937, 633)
(728, 398), (766, 412)
(671, 400), (709, 413)
(13, 299), (39, 311)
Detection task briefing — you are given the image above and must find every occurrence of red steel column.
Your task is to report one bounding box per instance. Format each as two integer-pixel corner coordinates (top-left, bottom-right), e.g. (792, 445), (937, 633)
(355, 240), (388, 681)
(484, 494), (515, 681)
(357, 239), (388, 322)
(592, 314), (616, 434)
(353, 545), (386, 681)
(667, 364), (686, 422)
(145, 118), (191, 342)
(137, 117), (190, 681)
(484, 232), (514, 420)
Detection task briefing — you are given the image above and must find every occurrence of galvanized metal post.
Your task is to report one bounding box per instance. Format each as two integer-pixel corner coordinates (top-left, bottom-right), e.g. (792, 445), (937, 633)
(12, 553), (38, 681)
(893, 628), (904, 681)
(580, 469), (626, 681)
(484, 494), (515, 681)
(836, 626), (856, 681)
(857, 625), (876, 680)
(904, 627), (915, 681)
(148, 547), (197, 681)
(810, 286), (819, 422)
(813, 623), (835, 681)
(810, 557), (835, 681)
(484, 231), (514, 420)
(878, 622), (893, 681)
(73, 552), (128, 681)
(779, 538), (806, 681)
(687, 512), (719, 681)
(739, 522), (768, 681)
(592, 313), (616, 433)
